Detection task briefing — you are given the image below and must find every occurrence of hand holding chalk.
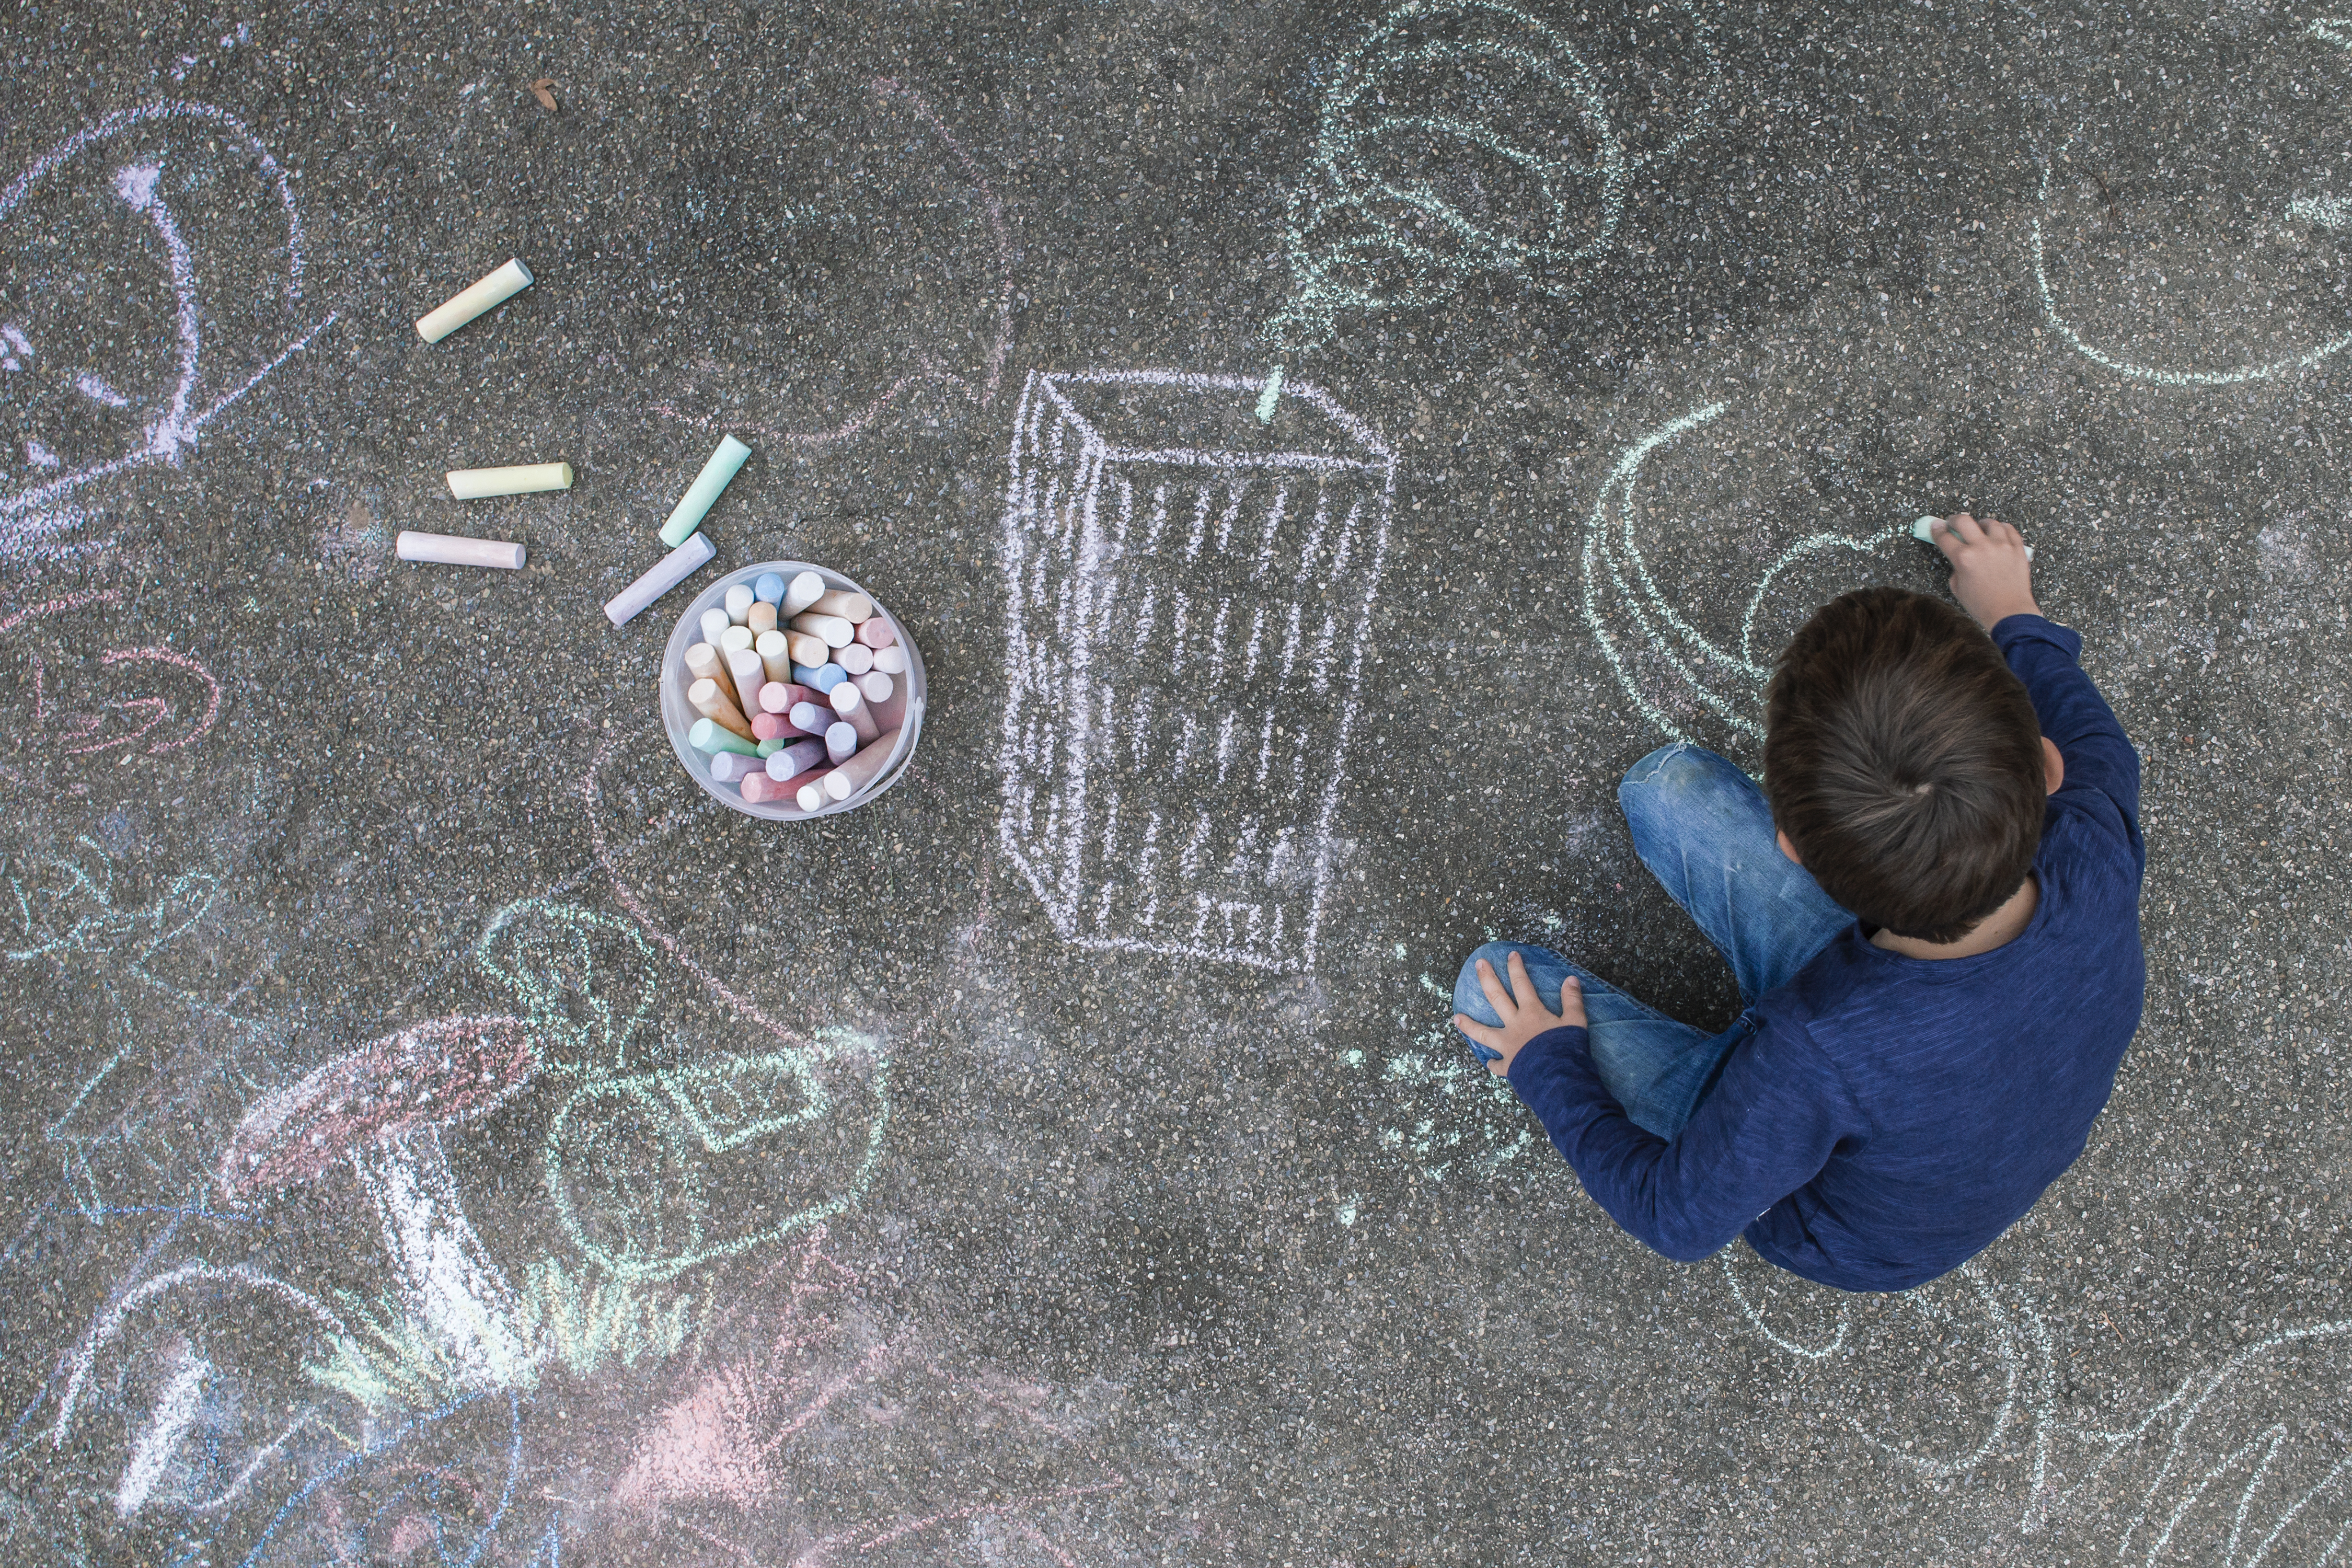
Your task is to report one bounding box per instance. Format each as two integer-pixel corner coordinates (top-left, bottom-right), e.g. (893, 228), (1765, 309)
(1913, 515), (2030, 561)
(1917, 513), (2044, 632)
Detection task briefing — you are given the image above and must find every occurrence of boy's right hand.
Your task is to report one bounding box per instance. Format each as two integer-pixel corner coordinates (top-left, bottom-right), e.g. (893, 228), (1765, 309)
(1927, 513), (2043, 630)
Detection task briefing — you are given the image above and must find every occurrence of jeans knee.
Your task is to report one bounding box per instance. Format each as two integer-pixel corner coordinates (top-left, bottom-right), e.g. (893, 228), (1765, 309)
(1456, 941), (1522, 1009)
(1619, 743), (1702, 815)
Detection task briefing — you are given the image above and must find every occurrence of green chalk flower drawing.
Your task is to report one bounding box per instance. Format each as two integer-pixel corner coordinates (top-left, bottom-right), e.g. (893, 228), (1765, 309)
(1270, 0), (1719, 350)
(476, 897), (893, 1287)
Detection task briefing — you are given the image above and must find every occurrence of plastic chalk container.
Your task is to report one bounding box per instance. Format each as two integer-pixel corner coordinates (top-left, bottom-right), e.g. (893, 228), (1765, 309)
(661, 559), (927, 821)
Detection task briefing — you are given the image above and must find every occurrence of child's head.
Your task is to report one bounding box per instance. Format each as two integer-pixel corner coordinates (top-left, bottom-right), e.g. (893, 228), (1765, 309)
(1763, 587), (2047, 943)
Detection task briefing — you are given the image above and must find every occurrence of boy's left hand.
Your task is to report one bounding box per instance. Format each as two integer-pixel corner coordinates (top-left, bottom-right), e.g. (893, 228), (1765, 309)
(1454, 951), (1586, 1077)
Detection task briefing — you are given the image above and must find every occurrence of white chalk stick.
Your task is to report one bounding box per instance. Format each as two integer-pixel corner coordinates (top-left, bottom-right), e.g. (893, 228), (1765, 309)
(719, 625), (755, 658)
(416, 258), (534, 343)
(829, 680), (881, 744)
(755, 629), (794, 686)
(725, 648), (769, 720)
(604, 532), (716, 627)
(725, 584), (755, 625)
(448, 462), (572, 499)
(821, 727), (902, 801)
(837, 642), (875, 675)
(780, 571), (826, 618)
(795, 779), (829, 812)
(872, 644), (910, 675)
(792, 612), (855, 649)
(855, 671), (893, 704)
(808, 588), (873, 622)
(700, 607), (733, 648)
(1912, 515), (2032, 560)
(394, 530), (526, 570)
(659, 435), (753, 549)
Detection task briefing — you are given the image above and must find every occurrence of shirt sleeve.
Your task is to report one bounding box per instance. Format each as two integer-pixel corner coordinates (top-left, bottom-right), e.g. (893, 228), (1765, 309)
(1506, 1020), (1857, 1264)
(1991, 614), (2142, 858)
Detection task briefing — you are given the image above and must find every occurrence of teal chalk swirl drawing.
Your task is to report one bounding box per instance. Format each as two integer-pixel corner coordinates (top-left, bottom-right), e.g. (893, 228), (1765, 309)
(1581, 403), (1902, 747)
(1269, 0), (1719, 350)
(477, 895), (892, 1287)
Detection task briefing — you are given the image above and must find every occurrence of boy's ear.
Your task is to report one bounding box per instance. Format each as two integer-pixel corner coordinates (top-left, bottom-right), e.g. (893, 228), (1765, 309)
(2043, 736), (2065, 797)
(1776, 828), (1804, 867)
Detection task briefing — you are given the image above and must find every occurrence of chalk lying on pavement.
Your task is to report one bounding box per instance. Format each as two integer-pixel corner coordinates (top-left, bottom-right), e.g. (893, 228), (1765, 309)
(604, 532), (717, 627)
(416, 258), (534, 343)
(449, 463), (572, 499)
(659, 435), (753, 549)
(395, 531), (526, 570)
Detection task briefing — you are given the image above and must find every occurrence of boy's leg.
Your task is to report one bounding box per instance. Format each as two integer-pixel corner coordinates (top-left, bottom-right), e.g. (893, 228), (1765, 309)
(1453, 941), (1747, 1140)
(1617, 744), (1854, 1005)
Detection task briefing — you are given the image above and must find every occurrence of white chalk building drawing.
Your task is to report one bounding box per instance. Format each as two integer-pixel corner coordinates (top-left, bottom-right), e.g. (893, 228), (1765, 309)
(997, 370), (1396, 972)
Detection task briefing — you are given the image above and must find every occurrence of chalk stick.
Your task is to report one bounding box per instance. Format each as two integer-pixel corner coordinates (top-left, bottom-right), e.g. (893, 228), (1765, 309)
(756, 736), (787, 757)
(746, 601), (778, 636)
(795, 778), (830, 811)
(658, 435), (752, 549)
(724, 584), (755, 625)
(743, 769), (810, 804)
(766, 738), (826, 778)
(755, 629), (794, 686)
(724, 650), (769, 719)
(1912, 515), (2032, 560)
(855, 617), (896, 650)
(793, 662), (848, 693)
(394, 530), (526, 570)
(754, 572), (787, 606)
(709, 751), (767, 783)
(686, 643), (739, 709)
(837, 643), (875, 675)
(605, 532), (716, 627)
(871, 644), (910, 676)
(829, 681), (881, 744)
(448, 462), (572, 500)
(767, 682), (823, 713)
(780, 571), (826, 618)
(808, 588), (873, 622)
(752, 712), (790, 742)
(415, 257), (533, 342)
(789, 700), (837, 739)
(689, 717), (760, 757)
(700, 608), (734, 648)
(792, 612), (855, 649)
(854, 671), (893, 704)
(821, 727), (901, 801)
(785, 630), (831, 667)
(689, 677), (755, 740)
(825, 721), (860, 765)
(872, 679), (906, 734)
(719, 625), (755, 659)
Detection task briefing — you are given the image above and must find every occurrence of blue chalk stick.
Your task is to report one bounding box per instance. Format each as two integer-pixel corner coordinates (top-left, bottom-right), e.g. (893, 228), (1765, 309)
(792, 662), (848, 693)
(754, 571), (787, 606)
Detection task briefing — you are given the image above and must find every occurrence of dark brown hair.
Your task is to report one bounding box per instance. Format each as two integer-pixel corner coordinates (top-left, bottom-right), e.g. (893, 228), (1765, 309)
(1763, 587), (2047, 943)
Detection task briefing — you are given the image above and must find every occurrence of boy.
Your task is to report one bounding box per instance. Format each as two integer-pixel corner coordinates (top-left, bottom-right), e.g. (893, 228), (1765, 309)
(1453, 515), (2143, 1291)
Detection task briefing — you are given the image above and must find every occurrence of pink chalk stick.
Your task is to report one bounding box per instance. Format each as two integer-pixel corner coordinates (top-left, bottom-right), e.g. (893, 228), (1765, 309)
(770, 682), (824, 712)
(837, 643), (875, 676)
(742, 770), (803, 804)
(752, 712), (793, 742)
(829, 681), (881, 744)
(757, 682), (795, 714)
(872, 683), (906, 734)
(855, 618), (896, 650)
(820, 727), (901, 802)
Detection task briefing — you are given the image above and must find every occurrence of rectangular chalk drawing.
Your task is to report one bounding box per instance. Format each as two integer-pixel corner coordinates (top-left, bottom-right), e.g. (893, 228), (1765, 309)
(998, 369), (1396, 972)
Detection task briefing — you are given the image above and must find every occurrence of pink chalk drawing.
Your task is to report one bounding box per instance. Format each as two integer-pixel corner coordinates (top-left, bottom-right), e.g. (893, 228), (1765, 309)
(216, 1016), (546, 1388)
(0, 101), (338, 566)
(0, 590), (222, 770)
(612, 1227), (1126, 1567)
(653, 77), (1016, 450)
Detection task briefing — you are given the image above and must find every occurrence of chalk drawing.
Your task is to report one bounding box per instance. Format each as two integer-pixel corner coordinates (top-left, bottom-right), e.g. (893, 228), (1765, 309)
(997, 368), (1395, 972)
(1727, 1253), (2352, 1562)
(655, 77), (1015, 449)
(217, 1016), (545, 1389)
(1269, 0), (1719, 350)
(0, 589), (223, 768)
(0, 102), (338, 562)
(1362, 969), (1541, 1179)
(616, 1226), (1126, 1567)
(1581, 403), (1904, 747)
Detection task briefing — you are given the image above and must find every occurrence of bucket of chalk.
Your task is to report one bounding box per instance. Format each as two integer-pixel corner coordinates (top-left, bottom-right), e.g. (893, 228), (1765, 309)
(661, 560), (927, 821)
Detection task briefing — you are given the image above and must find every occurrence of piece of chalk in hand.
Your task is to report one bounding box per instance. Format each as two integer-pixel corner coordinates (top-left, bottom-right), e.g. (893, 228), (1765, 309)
(604, 532), (716, 627)
(416, 257), (533, 342)
(448, 463), (572, 500)
(1912, 515), (2032, 560)
(395, 531), (526, 570)
(659, 435), (753, 550)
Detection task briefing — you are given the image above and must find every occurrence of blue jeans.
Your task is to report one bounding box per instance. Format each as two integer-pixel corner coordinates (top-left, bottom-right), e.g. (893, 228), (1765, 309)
(1454, 745), (1854, 1138)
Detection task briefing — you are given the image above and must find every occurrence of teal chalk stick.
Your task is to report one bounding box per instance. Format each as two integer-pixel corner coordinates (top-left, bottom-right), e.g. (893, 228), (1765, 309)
(688, 717), (761, 757)
(658, 435), (752, 549)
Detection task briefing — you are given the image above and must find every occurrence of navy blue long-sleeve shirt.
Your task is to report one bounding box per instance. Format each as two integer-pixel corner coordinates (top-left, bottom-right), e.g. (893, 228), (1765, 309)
(1511, 615), (2146, 1292)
